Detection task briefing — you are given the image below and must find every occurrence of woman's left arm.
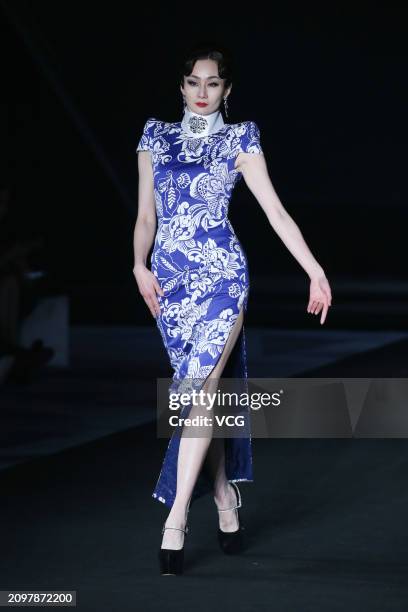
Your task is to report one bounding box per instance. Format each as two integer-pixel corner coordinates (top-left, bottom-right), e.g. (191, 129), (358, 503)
(236, 152), (332, 325)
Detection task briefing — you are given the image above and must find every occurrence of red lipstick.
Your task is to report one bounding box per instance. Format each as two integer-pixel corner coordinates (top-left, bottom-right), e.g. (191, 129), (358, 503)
(196, 102), (208, 107)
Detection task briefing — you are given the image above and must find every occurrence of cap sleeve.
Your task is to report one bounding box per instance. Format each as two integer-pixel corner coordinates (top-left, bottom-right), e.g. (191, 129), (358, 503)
(238, 121), (263, 155)
(136, 117), (156, 153)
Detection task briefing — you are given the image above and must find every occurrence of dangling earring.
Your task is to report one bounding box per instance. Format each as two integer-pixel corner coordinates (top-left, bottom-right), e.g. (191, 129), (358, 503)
(182, 95), (187, 111)
(223, 96), (229, 118)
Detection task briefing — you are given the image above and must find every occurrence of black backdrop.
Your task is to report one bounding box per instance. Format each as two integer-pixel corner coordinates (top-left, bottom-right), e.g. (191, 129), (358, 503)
(1, 2), (406, 326)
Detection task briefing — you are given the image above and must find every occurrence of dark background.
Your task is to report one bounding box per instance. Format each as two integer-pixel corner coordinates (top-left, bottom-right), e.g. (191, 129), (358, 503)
(1, 4), (408, 604)
(1, 2), (406, 328)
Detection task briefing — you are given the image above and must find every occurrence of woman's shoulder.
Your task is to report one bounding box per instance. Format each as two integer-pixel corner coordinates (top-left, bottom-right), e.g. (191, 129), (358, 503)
(228, 121), (263, 153)
(229, 119), (260, 130)
(139, 117), (177, 139)
(144, 118), (258, 131)
(141, 116), (156, 125)
(225, 121), (261, 145)
(147, 117), (177, 127)
(143, 117), (181, 135)
(227, 120), (261, 142)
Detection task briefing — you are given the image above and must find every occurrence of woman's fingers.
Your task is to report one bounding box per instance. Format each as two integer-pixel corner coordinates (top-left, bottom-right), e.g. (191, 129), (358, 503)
(151, 279), (165, 317)
(307, 298), (329, 324)
(135, 268), (164, 318)
(140, 286), (161, 318)
(154, 279), (165, 297)
(307, 300), (320, 314)
(146, 292), (161, 318)
(307, 276), (333, 324)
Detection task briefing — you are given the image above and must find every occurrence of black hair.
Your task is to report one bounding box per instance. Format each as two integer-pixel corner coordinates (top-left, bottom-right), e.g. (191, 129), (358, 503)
(179, 41), (234, 90)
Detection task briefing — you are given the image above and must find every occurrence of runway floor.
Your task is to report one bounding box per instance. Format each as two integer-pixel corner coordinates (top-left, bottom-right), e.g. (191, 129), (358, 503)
(1, 325), (408, 610)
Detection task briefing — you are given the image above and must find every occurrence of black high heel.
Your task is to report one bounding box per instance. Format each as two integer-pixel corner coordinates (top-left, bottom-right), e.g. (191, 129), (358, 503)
(216, 481), (244, 554)
(159, 498), (191, 575)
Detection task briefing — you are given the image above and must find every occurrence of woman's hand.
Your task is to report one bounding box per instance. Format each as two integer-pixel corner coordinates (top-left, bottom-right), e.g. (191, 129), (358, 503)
(133, 263), (165, 319)
(307, 274), (332, 325)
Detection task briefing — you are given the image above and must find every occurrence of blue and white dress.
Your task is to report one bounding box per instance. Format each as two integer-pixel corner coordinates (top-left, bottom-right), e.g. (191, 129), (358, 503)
(136, 116), (263, 508)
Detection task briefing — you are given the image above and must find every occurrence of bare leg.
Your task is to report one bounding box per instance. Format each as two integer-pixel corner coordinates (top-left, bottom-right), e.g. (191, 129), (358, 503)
(204, 308), (245, 532)
(161, 305), (245, 549)
(205, 438), (240, 532)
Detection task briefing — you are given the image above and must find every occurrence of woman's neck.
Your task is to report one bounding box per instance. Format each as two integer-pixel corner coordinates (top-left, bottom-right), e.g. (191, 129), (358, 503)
(181, 106), (225, 137)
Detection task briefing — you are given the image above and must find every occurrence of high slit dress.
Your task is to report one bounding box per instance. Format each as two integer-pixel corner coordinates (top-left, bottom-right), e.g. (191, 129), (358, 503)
(136, 116), (263, 509)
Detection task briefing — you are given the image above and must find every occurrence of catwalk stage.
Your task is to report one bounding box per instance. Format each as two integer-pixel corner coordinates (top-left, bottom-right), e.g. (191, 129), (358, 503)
(1, 323), (408, 611)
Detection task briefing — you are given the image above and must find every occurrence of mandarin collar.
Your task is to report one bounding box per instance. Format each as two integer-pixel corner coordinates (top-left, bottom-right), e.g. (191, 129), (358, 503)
(181, 106), (225, 138)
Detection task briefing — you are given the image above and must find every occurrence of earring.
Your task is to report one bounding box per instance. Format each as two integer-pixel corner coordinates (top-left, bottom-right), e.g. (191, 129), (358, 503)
(223, 96), (229, 118)
(182, 95), (186, 111)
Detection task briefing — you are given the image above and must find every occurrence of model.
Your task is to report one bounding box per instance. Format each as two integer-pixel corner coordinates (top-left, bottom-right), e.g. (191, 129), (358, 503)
(133, 43), (332, 575)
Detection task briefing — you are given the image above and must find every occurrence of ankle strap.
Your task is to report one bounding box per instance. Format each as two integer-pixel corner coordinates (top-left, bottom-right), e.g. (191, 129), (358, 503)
(161, 498), (192, 535)
(162, 525), (189, 535)
(217, 482), (242, 512)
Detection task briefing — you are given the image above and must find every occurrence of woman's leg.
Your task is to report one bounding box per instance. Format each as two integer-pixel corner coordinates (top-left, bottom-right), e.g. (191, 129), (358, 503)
(204, 438), (240, 532)
(204, 309), (245, 532)
(161, 306), (245, 549)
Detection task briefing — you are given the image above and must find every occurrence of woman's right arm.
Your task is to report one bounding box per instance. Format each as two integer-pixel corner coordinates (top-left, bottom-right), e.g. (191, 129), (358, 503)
(133, 151), (164, 318)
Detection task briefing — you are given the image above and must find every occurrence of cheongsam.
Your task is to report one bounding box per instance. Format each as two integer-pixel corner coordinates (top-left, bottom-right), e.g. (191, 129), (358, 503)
(136, 117), (264, 508)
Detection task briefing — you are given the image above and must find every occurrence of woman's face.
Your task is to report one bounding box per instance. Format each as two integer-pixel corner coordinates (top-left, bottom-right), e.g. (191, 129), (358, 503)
(180, 58), (231, 115)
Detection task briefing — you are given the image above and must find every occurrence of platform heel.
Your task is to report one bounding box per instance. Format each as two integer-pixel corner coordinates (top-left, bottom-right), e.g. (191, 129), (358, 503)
(216, 481), (244, 555)
(159, 497), (191, 575)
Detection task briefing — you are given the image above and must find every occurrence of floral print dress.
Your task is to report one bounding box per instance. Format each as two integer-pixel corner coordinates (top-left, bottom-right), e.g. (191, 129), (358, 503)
(136, 117), (263, 508)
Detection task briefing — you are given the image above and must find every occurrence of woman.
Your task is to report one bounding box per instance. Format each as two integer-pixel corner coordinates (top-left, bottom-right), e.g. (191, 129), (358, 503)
(133, 43), (332, 575)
